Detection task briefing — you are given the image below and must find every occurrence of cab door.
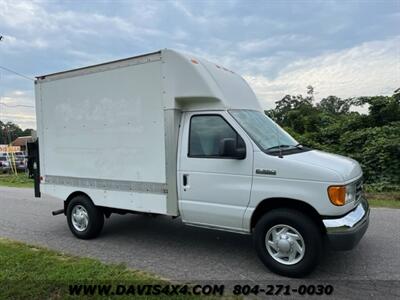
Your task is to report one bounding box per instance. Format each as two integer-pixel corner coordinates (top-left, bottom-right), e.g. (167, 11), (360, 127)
(178, 111), (253, 232)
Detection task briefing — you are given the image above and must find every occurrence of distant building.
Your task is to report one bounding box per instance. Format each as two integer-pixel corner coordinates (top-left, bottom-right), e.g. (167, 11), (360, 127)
(11, 136), (33, 153)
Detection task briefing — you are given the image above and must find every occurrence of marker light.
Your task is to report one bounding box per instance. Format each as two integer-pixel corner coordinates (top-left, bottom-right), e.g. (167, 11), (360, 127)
(328, 186), (346, 206)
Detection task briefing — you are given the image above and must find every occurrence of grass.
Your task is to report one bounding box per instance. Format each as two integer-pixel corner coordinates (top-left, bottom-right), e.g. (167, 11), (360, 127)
(365, 192), (400, 209)
(0, 173), (398, 208)
(0, 238), (213, 300)
(368, 199), (400, 209)
(0, 172), (33, 188)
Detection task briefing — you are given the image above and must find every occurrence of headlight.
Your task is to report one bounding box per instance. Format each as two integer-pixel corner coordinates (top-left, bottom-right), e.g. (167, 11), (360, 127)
(345, 182), (357, 203)
(328, 182), (357, 206)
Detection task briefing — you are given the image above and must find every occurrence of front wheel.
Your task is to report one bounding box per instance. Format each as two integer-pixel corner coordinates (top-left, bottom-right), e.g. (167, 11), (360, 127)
(254, 208), (322, 277)
(66, 195), (104, 239)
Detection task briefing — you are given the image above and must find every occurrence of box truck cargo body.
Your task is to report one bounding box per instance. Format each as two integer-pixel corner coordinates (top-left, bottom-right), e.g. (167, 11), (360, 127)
(33, 49), (369, 277)
(36, 52), (177, 215)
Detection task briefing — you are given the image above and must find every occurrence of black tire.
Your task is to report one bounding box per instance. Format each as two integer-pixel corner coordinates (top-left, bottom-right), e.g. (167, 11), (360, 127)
(254, 208), (322, 278)
(66, 195), (104, 239)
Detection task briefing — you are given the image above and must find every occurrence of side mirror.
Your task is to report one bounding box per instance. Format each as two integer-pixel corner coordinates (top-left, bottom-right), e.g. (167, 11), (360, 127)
(219, 138), (246, 159)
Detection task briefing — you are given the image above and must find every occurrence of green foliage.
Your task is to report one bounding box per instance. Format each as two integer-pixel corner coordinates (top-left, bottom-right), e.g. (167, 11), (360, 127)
(267, 88), (400, 191)
(0, 120), (33, 144)
(317, 96), (351, 115)
(0, 173), (33, 188)
(0, 238), (189, 300)
(339, 123), (400, 186)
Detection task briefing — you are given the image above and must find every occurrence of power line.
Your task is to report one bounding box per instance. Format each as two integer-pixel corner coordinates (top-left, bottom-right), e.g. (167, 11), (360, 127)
(0, 102), (34, 108)
(0, 65), (34, 81)
(0, 64), (35, 129)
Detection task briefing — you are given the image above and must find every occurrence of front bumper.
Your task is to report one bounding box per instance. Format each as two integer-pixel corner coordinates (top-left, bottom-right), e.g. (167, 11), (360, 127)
(323, 197), (369, 250)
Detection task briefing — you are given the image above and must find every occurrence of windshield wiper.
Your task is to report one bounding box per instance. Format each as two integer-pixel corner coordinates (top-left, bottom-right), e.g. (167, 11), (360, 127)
(267, 144), (304, 151)
(266, 144), (294, 151)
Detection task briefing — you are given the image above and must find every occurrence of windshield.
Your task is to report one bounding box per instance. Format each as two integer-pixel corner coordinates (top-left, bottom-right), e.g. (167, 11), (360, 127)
(229, 110), (298, 152)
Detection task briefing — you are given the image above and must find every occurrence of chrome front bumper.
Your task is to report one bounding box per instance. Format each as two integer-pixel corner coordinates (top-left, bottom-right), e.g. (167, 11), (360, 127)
(322, 197), (370, 250)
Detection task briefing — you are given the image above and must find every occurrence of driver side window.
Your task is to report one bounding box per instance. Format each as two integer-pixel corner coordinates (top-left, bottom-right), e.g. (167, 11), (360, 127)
(189, 115), (245, 158)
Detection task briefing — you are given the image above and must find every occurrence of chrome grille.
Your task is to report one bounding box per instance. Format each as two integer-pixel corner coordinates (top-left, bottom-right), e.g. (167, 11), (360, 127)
(355, 178), (363, 204)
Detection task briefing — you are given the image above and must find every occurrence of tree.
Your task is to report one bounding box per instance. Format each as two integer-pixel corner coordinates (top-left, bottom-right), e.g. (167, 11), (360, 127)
(266, 86), (320, 134)
(317, 96), (351, 115)
(0, 121), (33, 145)
(266, 88), (400, 190)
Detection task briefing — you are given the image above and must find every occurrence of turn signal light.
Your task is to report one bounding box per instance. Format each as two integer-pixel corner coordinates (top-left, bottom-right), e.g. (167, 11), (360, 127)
(328, 186), (346, 206)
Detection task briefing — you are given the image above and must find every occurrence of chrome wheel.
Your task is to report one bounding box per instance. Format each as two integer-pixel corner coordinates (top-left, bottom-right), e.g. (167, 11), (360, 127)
(71, 205), (89, 232)
(265, 224), (305, 265)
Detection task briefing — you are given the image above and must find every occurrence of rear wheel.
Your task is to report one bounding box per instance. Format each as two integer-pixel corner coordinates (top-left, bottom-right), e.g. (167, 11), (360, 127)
(66, 195), (104, 239)
(254, 208), (322, 277)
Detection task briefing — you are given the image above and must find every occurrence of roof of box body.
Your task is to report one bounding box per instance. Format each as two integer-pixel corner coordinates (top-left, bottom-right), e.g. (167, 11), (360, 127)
(35, 51), (162, 81)
(36, 49), (262, 111)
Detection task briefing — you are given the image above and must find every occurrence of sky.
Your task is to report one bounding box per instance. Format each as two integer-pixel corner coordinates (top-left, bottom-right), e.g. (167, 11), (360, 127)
(0, 0), (399, 129)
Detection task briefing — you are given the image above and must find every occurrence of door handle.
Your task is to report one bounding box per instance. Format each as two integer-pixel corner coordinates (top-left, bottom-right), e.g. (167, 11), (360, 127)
(183, 174), (189, 191)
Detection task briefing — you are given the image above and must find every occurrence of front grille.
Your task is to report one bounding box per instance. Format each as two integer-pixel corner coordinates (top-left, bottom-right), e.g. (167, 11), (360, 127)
(355, 178), (363, 204)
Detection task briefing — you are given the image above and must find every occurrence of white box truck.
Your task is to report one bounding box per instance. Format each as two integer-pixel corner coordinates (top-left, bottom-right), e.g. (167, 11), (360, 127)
(32, 49), (369, 277)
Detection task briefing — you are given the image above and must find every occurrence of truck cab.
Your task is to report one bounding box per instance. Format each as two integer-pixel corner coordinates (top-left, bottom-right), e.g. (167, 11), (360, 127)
(177, 109), (368, 277)
(33, 49), (369, 278)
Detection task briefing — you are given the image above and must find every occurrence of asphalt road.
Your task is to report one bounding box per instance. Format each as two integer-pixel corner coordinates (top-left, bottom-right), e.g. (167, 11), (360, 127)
(1, 186), (399, 298)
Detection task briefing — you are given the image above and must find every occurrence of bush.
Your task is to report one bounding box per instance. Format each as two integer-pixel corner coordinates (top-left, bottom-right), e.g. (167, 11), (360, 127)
(267, 90), (400, 191)
(339, 123), (400, 186)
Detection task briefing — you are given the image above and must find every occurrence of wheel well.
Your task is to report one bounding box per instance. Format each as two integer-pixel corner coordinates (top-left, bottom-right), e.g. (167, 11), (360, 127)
(64, 191), (92, 214)
(250, 198), (325, 234)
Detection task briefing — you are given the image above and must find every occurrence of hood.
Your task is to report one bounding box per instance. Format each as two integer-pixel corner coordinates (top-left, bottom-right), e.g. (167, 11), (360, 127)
(283, 150), (362, 182)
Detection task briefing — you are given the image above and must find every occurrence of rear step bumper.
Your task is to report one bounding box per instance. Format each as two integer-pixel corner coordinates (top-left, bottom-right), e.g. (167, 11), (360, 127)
(52, 209), (65, 216)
